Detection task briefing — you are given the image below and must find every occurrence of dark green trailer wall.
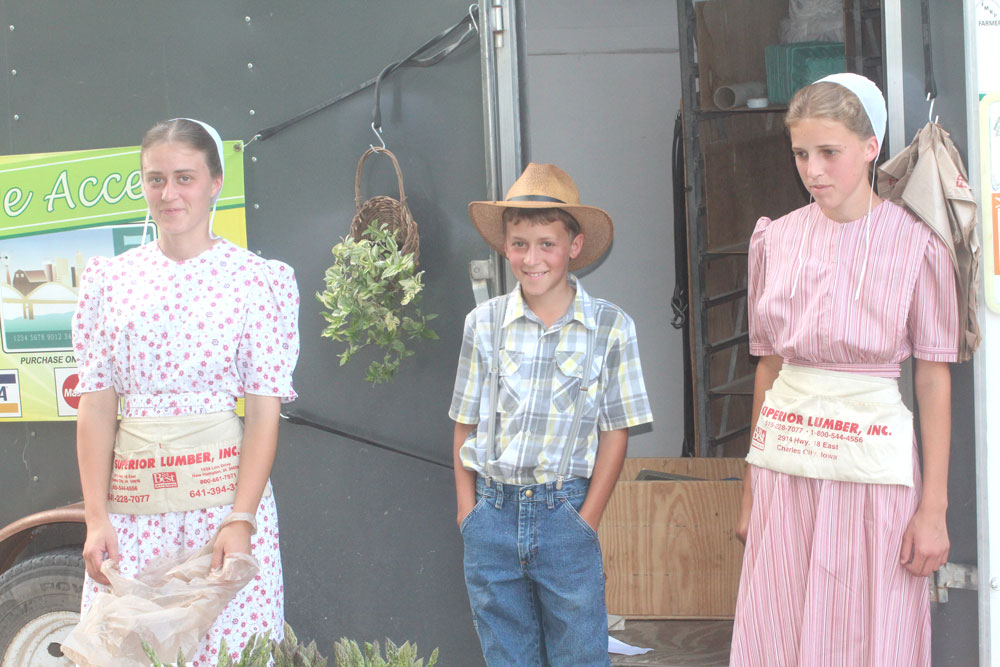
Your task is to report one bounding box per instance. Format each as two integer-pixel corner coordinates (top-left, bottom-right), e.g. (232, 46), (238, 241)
(0, 1), (488, 662)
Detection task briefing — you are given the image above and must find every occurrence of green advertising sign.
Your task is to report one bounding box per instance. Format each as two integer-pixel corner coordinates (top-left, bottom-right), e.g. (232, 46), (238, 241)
(0, 143), (247, 421)
(0, 143), (245, 239)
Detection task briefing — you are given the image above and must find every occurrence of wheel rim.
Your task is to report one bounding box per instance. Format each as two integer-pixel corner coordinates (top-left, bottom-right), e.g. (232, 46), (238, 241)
(2, 610), (78, 666)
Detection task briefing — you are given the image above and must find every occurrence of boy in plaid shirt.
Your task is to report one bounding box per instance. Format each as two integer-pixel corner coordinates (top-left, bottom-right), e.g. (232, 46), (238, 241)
(450, 163), (653, 666)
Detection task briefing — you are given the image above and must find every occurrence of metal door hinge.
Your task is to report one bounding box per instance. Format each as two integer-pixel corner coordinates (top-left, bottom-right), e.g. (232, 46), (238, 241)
(469, 259), (497, 305)
(491, 0), (504, 48)
(930, 562), (977, 604)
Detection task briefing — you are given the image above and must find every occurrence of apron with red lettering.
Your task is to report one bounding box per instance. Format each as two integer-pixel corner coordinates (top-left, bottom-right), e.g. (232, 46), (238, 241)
(746, 365), (914, 486)
(107, 410), (262, 514)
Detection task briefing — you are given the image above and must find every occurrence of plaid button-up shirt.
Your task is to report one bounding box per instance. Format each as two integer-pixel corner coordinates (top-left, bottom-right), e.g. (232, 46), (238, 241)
(449, 278), (653, 485)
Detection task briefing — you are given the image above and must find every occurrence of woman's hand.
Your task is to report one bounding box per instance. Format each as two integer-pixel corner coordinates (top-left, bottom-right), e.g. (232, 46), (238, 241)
(82, 517), (119, 585)
(211, 521), (253, 571)
(899, 505), (949, 577)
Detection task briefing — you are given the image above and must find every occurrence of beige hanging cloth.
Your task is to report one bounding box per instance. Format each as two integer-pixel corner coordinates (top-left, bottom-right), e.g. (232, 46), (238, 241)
(877, 122), (981, 361)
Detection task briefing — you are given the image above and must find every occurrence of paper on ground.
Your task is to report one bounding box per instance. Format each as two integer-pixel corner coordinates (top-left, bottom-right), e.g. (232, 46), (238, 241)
(608, 636), (653, 655)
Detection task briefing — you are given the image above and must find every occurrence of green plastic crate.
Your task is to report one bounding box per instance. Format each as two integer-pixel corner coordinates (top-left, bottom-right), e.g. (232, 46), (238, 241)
(765, 41), (846, 105)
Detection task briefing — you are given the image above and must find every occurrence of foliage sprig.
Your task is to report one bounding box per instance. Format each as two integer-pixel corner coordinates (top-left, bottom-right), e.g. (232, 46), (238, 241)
(317, 220), (437, 384)
(142, 624), (438, 667)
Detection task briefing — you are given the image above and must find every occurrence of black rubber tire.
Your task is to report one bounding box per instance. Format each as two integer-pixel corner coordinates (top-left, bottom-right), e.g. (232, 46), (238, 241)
(0, 548), (85, 664)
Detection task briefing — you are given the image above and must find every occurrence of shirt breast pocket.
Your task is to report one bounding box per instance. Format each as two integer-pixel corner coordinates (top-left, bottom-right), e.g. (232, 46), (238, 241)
(497, 349), (523, 413)
(552, 350), (600, 414)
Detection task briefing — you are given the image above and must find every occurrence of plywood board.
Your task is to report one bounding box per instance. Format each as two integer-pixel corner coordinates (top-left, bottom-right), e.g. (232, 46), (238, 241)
(602, 458), (745, 618)
(700, 113), (809, 251)
(620, 457), (745, 481)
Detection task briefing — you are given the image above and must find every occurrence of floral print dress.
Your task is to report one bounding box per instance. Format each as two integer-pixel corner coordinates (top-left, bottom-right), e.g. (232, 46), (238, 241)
(73, 238), (300, 665)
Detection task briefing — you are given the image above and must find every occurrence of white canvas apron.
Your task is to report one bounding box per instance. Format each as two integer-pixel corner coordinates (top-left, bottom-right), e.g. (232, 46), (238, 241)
(108, 410), (260, 514)
(746, 365), (914, 486)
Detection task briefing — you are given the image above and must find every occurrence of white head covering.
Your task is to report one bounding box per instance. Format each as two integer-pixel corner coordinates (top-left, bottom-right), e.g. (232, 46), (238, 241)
(815, 72), (887, 154)
(141, 118), (226, 244)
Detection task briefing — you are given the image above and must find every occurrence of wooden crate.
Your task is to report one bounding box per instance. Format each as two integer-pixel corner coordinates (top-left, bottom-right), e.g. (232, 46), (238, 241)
(598, 458), (746, 619)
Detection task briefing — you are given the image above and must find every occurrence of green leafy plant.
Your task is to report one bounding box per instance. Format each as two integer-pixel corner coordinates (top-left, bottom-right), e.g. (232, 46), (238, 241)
(270, 624), (329, 667)
(317, 220), (438, 384)
(217, 632), (274, 667)
(142, 624), (437, 667)
(143, 632), (273, 667)
(332, 638), (439, 667)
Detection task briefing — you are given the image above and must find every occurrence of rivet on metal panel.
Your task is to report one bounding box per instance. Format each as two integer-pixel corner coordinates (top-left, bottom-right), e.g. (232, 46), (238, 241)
(32, 476), (38, 482)
(8, 25), (13, 31)
(13, 114), (19, 121)
(245, 16), (251, 23)
(10, 69), (16, 76)
(251, 156), (258, 163)
(247, 62), (254, 70)
(249, 109), (256, 116)
(253, 204), (260, 210)
(29, 431), (35, 437)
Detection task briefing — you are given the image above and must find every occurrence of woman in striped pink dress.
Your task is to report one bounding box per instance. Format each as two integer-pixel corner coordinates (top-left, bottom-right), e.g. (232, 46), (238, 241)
(730, 75), (959, 665)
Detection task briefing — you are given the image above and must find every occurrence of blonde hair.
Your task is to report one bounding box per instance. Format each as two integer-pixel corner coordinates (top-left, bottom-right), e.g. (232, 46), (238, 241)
(785, 82), (875, 141)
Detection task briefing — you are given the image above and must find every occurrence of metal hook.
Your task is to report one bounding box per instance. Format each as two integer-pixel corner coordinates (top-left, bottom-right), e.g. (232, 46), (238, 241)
(369, 122), (386, 152)
(242, 133), (261, 149)
(468, 4), (479, 33)
(926, 93), (939, 125)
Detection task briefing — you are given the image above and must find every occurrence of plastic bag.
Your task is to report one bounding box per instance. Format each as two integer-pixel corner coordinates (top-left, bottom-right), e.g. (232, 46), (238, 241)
(61, 541), (258, 667)
(781, 0), (844, 43)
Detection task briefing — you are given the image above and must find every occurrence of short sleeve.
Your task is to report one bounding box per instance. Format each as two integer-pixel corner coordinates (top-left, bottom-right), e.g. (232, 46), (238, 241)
(237, 259), (300, 401)
(73, 256), (117, 394)
(908, 233), (959, 362)
(748, 216), (775, 357)
(449, 309), (485, 425)
(598, 312), (653, 431)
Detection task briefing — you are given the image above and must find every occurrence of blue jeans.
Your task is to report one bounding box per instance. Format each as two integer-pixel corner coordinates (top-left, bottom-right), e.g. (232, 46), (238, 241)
(461, 476), (610, 667)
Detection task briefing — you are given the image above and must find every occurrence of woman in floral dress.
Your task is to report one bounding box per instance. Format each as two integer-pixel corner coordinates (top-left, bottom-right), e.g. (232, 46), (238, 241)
(73, 118), (299, 664)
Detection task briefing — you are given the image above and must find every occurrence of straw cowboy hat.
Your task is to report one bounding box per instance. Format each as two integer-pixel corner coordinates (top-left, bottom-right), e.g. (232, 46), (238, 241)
(468, 163), (614, 271)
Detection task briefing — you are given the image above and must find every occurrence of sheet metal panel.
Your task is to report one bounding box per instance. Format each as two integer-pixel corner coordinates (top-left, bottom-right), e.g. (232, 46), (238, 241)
(0, 1), (487, 661)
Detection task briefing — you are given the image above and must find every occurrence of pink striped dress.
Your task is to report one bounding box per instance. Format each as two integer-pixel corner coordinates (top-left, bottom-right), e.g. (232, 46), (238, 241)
(730, 200), (959, 666)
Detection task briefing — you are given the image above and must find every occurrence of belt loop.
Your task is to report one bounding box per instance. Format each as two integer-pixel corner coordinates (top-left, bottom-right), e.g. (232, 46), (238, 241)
(545, 481), (555, 509)
(494, 482), (504, 509)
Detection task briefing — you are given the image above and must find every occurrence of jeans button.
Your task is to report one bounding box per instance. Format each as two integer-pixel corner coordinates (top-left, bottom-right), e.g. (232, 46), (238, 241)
(524, 489), (533, 498)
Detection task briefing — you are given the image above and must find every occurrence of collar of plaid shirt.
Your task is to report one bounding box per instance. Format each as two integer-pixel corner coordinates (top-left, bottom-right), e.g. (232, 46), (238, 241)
(502, 275), (599, 333)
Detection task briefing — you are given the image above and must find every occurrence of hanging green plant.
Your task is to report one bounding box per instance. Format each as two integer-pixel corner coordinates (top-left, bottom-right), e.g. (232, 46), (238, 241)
(317, 220), (437, 384)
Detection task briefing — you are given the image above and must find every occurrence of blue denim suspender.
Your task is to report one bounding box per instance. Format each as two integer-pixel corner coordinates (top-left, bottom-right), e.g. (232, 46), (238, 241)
(484, 292), (596, 490)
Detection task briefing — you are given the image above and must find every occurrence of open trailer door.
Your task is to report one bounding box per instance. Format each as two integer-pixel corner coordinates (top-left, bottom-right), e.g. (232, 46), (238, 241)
(971, 1), (1000, 663)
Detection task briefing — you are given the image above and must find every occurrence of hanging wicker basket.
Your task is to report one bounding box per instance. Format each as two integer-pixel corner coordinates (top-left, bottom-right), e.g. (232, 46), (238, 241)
(350, 147), (420, 265)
